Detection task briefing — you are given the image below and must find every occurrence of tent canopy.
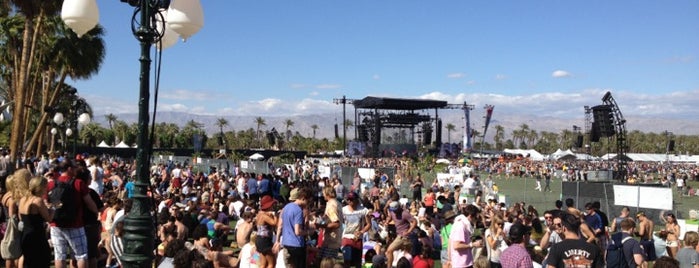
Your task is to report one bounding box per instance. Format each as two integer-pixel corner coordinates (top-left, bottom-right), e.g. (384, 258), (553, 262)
(97, 141), (111, 148)
(114, 141), (129, 148)
(249, 153), (265, 160)
(503, 149), (545, 161)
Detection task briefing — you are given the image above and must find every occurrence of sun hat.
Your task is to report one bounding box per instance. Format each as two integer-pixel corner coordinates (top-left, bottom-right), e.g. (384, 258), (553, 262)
(260, 195), (277, 211)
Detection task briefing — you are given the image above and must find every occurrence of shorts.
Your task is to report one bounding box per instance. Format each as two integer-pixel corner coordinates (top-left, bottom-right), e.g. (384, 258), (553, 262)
(666, 239), (679, 247)
(255, 235), (274, 255)
(50, 226), (89, 260)
(318, 246), (340, 259)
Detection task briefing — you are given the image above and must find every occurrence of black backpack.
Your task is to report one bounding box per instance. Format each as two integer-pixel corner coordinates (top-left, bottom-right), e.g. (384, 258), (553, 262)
(48, 178), (77, 225)
(606, 232), (633, 268)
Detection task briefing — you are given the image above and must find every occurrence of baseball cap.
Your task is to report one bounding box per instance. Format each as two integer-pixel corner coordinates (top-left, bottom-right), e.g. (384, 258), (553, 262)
(388, 201), (399, 211)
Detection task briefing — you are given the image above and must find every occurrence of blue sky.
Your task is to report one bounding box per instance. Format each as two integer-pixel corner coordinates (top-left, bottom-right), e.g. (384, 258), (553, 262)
(70, 1), (699, 120)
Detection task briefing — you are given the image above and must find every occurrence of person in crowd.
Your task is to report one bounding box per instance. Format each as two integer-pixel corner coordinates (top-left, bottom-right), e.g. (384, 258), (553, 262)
(500, 222), (534, 268)
(386, 200), (418, 267)
(662, 213), (681, 258)
(341, 191), (371, 268)
(277, 187), (313, 268)
(2, 169), (28, 268)
(618, 218), (647, 268)
(256, 195), (278, 268)
(545, 211), (603, 268)
(655, 256), (680, 268)
(18, 176), (53, 268)
(238, 231), (260, 268)
(48, 160), (99, 268)
(583, 202), (606, 253)
(449, 204), (484, 268)
(610, 206), (632, 233)
(317, 186), (343, 263)
(236, 211), (255, 248)
(676, 231), (699, 268)
(485, 215), (506, 268)
(636, 211), (657, 261)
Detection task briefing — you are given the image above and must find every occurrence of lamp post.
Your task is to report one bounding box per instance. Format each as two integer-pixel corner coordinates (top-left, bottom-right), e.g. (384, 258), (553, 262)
(53, 112), (65, 152)
(61, 0), (203, 267)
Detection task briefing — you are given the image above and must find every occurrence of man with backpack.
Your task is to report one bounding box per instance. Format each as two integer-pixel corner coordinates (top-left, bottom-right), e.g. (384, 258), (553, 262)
(47, 160), (99, 268)
(606, 218), (647, 268)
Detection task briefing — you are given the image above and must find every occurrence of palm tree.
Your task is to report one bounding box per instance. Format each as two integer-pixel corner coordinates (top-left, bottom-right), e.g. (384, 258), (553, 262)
(105, 113), (117, 130)
(18, 15), (106, 157)
(284, 119), (294, 131)
(493, 125), (505, 150)
(311, 124), (319, 139)
(445, 123), (456, 143)
(216, 117), (229, 148)
(255, 117), (266, 145)
(284, 119), (294, 141)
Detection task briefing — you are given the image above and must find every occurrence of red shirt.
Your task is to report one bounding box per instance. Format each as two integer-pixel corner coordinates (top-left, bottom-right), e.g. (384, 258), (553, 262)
(412, 255), (434, 268)
(47, 174), (90, 228)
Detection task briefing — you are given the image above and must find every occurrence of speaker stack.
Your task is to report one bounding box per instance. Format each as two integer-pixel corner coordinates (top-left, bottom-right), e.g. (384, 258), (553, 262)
(591, 105), (616, 137)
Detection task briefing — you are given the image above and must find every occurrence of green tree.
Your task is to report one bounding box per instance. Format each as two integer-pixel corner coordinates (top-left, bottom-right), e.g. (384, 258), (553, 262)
(4, 8), (106, 158)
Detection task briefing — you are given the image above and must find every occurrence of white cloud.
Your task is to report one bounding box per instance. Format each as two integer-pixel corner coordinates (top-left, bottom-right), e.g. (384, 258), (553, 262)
(552, 70), (571, 78)
(447, 73), (465, 79)
(373, 74), (381, 80)
(495, 74), (507, 80)
(162, 89), (216, 101)
(159, 103), (190, 112)
(309, 91), (319, 96)
(466, 80), (476, 85)
(316, 84), (342, 89)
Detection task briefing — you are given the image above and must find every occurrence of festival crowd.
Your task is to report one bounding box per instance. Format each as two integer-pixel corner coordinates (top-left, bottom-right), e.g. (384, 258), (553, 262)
(0, 151), (698, 268)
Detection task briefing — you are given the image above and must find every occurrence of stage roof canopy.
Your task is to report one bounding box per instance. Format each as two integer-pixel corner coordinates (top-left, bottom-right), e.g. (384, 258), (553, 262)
(353, 96), (448, 110)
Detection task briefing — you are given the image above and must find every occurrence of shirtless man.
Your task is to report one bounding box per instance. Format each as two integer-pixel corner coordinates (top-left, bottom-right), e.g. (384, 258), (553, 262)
(636, 211), (657, 261)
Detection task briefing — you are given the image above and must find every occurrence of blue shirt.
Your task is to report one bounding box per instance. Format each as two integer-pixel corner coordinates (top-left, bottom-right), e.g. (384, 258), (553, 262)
(258, 178), (270, 194)
(247, 178), (258, 194)
(281, 202), (305, 247)
(124, 181), (135, 198)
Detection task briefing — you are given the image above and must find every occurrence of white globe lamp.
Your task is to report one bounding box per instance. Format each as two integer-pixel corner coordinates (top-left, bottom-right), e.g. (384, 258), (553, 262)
(61, 0), (99, 37)
(167, 0), (204, 41)
(53, 113), (65, 125)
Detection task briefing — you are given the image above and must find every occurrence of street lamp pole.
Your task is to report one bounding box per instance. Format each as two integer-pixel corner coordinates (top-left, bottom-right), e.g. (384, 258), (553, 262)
(61, 0), (203, 267)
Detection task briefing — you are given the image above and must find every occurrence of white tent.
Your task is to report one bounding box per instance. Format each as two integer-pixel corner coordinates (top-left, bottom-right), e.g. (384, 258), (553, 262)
(503, 148), (545, 161)
(249, 153), (265, 160)
(601, 153), (699, 163)
(436, 158), (451, 164)
(115, 141), (130, 148)
(97, 141), (111, 148)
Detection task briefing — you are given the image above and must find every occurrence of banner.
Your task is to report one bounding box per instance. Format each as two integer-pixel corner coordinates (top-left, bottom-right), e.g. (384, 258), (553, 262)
(463, 104), (472, 153)
(482, 105), (494, 142)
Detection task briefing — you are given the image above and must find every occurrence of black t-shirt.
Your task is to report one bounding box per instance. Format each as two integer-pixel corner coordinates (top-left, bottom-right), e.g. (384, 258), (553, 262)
(547, 238), (603, 268)
(84, 189), (104, 225)
(621, 233), (644, 268)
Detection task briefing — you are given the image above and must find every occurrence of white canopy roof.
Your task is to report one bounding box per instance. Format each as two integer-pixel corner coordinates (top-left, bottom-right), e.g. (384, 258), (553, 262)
(115, 141), (130, 148)
(97, 141), (111, 148)
(503, 148), (545, 161)
(249, 153), (265, 160)
(601, 153), (699, 163)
